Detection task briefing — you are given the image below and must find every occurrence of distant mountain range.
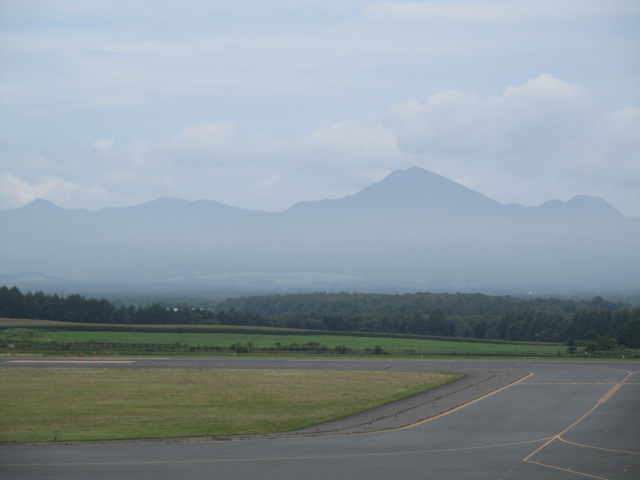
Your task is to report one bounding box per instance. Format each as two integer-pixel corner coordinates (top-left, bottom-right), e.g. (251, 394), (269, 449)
(1, 167), (638, 294)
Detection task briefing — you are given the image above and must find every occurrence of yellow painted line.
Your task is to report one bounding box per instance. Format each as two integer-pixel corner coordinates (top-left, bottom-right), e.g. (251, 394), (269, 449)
(598, 383), (623, 404)
(1, 437), (552, 467)
(4, 370), (537, 451)
(598, 371), (633, 404)
(525, 459), (609, 480)
(523, 371), (635, 478)
(558, 436), (640, 456)
(200, 371), (535, 442)
(8, 360), (135, 364)
(1, 370), (536, 452)
(393, 372), (534, 431)
(518, 383), (616, 385)
(524, 400), (602, 462)
(222, 371), (536, 441)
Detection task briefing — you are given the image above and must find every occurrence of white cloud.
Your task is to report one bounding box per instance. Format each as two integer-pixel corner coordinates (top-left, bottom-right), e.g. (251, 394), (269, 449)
(1, 71), (638, 217)
(165, 124), (239, 168)
(386, 75), (640, 214)
(364, 1), (639, 24)
(387, 74), (594, 160)
(82, 92), (146, 109)
(0, 173), (134, 210)
(0, 174), (39, 209)
(92, 138), (115, 151)
(160, 120), (399, 171)
(308, 122), (397, 159)
(169, 124), (236, 152)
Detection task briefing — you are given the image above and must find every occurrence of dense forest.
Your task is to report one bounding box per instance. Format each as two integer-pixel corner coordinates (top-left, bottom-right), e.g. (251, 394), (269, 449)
(1, 286), (640, 348)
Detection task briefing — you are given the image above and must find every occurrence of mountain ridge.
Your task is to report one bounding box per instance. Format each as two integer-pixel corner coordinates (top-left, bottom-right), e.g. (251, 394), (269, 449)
(1, 167), (637, 293)
(8, 167), (629, 221)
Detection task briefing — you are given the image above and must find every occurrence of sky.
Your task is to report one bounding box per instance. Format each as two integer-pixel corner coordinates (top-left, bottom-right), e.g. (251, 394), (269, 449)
(1, 0), (639, 217)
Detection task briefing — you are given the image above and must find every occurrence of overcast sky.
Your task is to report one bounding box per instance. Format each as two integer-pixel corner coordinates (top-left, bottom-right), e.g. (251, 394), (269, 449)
(1, 0), (639, 217)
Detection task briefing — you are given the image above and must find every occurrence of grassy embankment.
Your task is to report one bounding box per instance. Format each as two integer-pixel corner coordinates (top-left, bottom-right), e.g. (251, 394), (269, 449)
(0, 368), (459, 443)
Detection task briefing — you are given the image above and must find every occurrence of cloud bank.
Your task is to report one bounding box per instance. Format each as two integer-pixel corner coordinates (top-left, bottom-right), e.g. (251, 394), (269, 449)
(1, 75), (638, 216)
(1, 1), (638, 216)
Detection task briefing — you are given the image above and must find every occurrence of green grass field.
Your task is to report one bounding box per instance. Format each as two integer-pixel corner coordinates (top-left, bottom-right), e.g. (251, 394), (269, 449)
(2, 318), (636, 358)
(29, 330), (565, 355)
(0, 368), (459, 442)
(5, 320), (565, 356)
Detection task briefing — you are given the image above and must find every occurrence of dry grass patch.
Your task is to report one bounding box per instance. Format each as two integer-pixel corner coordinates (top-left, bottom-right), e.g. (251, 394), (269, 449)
(0, 368), (458, 442)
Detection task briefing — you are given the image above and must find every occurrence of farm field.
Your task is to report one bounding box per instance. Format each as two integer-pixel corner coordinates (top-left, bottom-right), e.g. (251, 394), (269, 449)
(0, 368), (458, 442)
(33, 330), (564, 355)
(0, 318), (569, 357)
(2, 318), (636, 358)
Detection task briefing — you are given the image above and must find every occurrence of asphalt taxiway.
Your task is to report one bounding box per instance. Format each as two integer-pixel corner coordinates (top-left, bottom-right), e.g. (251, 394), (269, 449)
(1, 358), (638, 479)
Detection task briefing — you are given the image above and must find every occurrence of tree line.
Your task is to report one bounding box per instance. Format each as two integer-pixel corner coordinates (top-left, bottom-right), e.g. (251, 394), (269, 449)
(218, 292), (640, 348)
(1, 286), (639, 348)
(0, 286), (264, 328)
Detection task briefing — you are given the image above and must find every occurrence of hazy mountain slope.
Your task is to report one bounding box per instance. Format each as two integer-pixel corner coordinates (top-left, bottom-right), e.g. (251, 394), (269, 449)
(1, 167), (638, 292)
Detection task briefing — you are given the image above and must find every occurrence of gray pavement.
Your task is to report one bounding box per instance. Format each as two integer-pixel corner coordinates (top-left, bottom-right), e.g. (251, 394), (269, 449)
(1, 358), (639, 479)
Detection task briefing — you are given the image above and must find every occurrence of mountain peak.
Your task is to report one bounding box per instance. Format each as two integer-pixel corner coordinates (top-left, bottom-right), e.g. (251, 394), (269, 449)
(22, 199), (60, 211)
(539, 195), (625, 220)
(286, 166), (504, 218)
(1, 167), (637, 291)
(109, 197), (259, 223)
(349, 167), (503, 213)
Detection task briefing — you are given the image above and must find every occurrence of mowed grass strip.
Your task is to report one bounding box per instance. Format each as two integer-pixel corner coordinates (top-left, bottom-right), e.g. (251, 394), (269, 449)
(26, 330), (562, 356)
(0, 368), (459, 442)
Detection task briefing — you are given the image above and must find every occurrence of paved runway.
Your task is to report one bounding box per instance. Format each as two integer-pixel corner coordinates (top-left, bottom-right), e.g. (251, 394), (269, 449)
(1, 358), (638, 479)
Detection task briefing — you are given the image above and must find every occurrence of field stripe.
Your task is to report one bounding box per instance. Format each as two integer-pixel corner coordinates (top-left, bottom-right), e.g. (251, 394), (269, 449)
(8, 360), (135, 364)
